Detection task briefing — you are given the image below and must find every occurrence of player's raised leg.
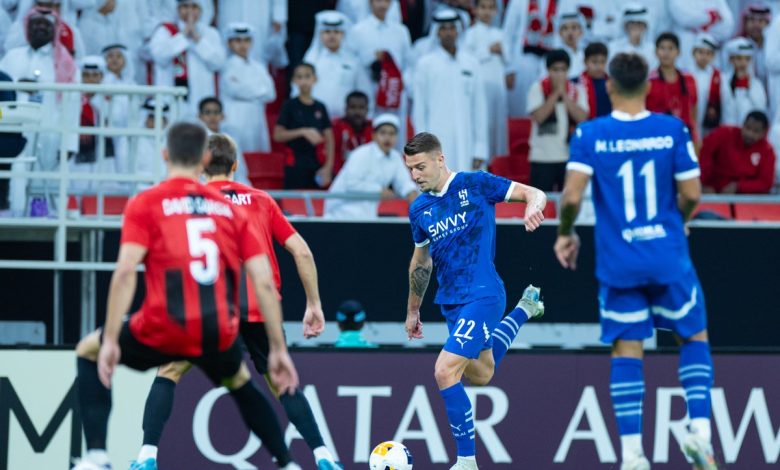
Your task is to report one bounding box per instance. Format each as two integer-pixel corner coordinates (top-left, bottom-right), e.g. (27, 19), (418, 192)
(490, 285), (545, 370)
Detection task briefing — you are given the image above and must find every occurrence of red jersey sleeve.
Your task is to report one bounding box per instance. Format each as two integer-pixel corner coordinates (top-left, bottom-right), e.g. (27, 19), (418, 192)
(235, 206), (269, 261)
(120, 195), (152, 247)
(267, 197), (297, 245)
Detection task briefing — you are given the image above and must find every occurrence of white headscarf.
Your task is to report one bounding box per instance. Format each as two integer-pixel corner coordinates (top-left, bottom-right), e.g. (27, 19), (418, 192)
(417, 8), (464, 56)
(303, 10), (351, 63)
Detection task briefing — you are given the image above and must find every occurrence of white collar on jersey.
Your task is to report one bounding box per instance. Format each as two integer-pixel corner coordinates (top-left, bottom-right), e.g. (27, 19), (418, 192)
(430, 171), (458, 197)
(611, 110), (651, 121)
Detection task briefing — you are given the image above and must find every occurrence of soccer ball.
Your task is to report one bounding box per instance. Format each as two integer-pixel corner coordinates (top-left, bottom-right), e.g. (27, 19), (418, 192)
(369, 441), (413, 470)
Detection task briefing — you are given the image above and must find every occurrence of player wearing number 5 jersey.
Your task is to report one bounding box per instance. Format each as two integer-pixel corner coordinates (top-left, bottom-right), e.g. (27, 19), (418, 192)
(404, 132), (547, 470)
(129, 134), (340, 470)
(555, 53), (716, 470)
(72, 123), (300, 470)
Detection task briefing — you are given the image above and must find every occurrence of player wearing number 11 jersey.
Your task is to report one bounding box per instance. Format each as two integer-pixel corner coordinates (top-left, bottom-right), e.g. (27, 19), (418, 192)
(555, 53), (716, 470)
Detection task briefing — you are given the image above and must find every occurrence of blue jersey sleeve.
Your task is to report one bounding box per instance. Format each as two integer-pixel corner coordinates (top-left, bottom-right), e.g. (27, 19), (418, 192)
(566, 126), (594, 175)
(409, 212), (430, 247)
(474, 171), (513, 204)
(673, 123), (701, 181)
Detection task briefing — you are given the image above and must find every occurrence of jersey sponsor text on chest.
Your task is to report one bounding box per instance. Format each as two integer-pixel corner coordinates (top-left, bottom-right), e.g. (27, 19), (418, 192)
(427, 211), (468, 240)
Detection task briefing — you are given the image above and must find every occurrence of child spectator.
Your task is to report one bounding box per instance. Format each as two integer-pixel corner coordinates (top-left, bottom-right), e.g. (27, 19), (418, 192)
(690, 33), (721, 138)
(700, 111), (775, 194)
(646, 32), (699, 142)
(720, 37), (767, 126)
(608, 3), (658, 70)
(555, 11), (586, 79)
(463, 0), (509, 158)
(221, 22), (276, 155)
(273, 63), (335, 189)
(527, 49), (589, 191)
(331, 91), (373, 176)
(577, 41), (612, 119)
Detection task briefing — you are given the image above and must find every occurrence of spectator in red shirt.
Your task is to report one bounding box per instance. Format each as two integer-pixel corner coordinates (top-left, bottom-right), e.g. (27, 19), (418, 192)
(700, 110), (776, 194)
(331, 91), (373, 175)
(646, 32), (699, 143)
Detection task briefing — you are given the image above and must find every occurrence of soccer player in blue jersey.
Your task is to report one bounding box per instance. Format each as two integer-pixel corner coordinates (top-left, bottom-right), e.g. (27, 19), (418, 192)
(554, 53), (716, 470)
(404, 132), (547, 470)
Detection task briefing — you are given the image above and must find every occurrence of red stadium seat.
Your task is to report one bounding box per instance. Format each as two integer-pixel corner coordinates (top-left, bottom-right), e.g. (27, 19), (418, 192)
(693, 202), (733, 219)
(245, 152), (285, 189)
(280, 195), (325, 216)
(489, 154), (530, 184)
(378, 199), (410, 217)
(80, 195), (129, 216)
(733, 203), (780, 221)
(495, 201), (557, 219)
(508, 118), (532, 156)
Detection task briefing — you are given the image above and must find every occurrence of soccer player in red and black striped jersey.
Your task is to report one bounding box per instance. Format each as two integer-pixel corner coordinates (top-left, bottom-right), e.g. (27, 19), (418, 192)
(72, 123), (301, 470)
(129, 134), (342, 470)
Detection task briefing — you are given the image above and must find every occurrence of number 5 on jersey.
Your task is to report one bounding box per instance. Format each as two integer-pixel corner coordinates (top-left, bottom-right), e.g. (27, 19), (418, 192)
(186, 218), (219, 285)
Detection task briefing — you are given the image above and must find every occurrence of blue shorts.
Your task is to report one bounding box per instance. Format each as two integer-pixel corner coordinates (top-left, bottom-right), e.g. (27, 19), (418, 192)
(599, 268), (707, 344)
(441, 295), (506, 359)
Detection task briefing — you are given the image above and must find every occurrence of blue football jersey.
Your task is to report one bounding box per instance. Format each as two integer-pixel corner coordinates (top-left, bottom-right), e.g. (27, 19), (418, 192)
(409, 171), (513, 305)
(568, 111), (701, 288)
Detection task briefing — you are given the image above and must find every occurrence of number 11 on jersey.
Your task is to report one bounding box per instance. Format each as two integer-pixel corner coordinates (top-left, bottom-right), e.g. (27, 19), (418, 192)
(618, 159), (657, 223)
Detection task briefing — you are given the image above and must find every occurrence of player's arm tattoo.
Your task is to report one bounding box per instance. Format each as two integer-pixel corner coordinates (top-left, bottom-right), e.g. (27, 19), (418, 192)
(409, 261), (432, 298)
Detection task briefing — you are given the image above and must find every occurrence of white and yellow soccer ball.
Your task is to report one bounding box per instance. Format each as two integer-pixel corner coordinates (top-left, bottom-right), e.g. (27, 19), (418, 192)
(369, 441), (413, 470)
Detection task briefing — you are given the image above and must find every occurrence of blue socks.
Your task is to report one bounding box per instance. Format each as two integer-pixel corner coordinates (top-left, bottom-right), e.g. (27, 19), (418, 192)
(492, 307), (530, 370)
(440, 383), (475, 457)
(679, 341), (714, 429)
(610, 358), (645, 437)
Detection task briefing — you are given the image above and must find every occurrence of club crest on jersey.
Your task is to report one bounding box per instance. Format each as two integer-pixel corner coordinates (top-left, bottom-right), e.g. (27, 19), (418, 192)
(751, 152), (761, 166)
(458, 189), (469, 207)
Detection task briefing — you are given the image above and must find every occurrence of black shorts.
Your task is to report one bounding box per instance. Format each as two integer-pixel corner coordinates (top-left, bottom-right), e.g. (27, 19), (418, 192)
(238, 321), (273, 375)
(101, 321), (243, 385)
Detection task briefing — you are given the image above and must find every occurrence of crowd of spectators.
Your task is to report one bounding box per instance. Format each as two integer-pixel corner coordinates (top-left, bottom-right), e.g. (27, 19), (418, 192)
(0, 0), (779, 217)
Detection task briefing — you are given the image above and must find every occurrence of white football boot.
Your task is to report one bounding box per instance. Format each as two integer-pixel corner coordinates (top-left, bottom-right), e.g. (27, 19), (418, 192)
(449, 456), (479, 470)
(620, 455), (651, 470)
(516, 284), (545, 318)
(681, 433), (718, 470)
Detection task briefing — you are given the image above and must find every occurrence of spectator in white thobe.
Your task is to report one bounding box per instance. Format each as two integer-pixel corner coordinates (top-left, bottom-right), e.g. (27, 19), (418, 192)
(337, 0), (401, 24)
(324, 114), (417, 219)
(216, 0), (287, 67)
(720, 37), (768, 126)
(303, 10), (372, 120)
(346, 0), (413, 149)
(220, 23), (275, 155)
(554, 10), (586, 79)
(4, 0), (86, 58)
(413, 9), (489, 173)
(668, 0), (734, 70)
(765, 13), (780, 123)
(463, 0), (509, 158)
(690, 33), (723, 138)
(148, 0), (225, 117)
(608, 4), (658, 71)
(737, 2), (772, 84)
(502, 0), (557, 117)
